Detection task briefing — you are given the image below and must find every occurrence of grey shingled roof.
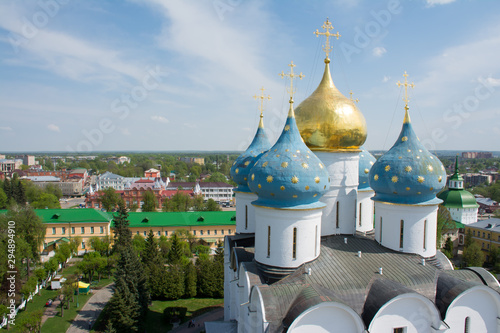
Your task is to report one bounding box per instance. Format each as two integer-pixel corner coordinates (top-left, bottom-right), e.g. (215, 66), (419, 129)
(230, 234), (492, 331)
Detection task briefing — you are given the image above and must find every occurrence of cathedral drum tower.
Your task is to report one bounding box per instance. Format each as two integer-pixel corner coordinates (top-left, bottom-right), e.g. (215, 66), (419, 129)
(295, 19), (367, 236)
(230, 88), (272, 234)
(369, 73), (447, 257)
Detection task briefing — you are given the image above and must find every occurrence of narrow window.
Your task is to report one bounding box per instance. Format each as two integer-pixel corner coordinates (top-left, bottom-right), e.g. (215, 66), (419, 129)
(100, 226), (104, 234)
(380, 217), (383, 243)
(81, 242), (85, 249)
(81, 227), (85, 234)
(292, 228), (297, 260)
(423, 220), (427, 250)
(267, 226), (271, 257)
(62, 227), (65, 234)
(214, 230), (217, 235)
(71, 227), (75, 234)
(400, 220), (404, 248)
(336, 201), (340, 229)
(52, 227), (56, 235)
(465, 317), (470, 333)
(91, 227), (94, 234)
(359, 203), (362, 226)
(315, 225), (318, 257)
(207, 230), (210, 235)
(143, 231), (146, 236)
(394, 328), (406, 333)
(245, 205), (248, 230)
(157, 231), (161, 236)
(221, 229), (224, 235)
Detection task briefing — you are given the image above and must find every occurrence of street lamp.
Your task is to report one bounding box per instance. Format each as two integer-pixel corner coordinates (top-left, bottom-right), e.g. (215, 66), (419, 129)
(76, 275), (80, 308)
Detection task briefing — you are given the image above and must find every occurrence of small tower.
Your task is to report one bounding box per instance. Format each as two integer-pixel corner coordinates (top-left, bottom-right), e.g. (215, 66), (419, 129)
(369, 72), (446, 257)
(438, 156), (479, 224)
(357, 147), (377, 233)
(295, 19), (367, 236)
(248, 62), (329, 279)
(230, 88), (272, 234)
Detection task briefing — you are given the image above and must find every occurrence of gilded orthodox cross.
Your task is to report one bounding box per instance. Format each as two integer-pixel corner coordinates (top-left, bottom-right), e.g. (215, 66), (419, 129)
(253, 87), (271, 118)
(279, 61), (304, 103)
(314, 18), (341, 60)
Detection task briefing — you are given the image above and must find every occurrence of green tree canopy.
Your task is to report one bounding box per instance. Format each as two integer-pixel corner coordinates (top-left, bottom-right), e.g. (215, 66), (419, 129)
(141, 190), (157, 212)
(99, 187), (121, 212)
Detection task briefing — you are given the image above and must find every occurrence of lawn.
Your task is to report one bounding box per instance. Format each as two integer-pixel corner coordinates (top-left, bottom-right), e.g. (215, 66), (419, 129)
(8, 289), (59, 333)
(146, 298), (223, 332)
(41, 292), (93, 333)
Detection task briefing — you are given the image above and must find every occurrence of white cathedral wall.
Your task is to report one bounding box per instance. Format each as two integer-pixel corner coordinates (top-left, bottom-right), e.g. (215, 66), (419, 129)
(224, 237), (232, 320)
(254, 206), (322, 268)
(244, 286), (268, 333)
(357, 190), (375, 233)
(288, 302), (365, 333)
(316, 151), (359, 236)
(235, 191), (258, 233)
(368, 294), (442, 333)
(374, 202), (438, 257)
(444, 286), (500, 333)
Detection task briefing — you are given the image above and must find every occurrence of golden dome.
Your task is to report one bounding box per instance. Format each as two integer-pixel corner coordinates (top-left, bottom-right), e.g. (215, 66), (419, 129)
(295, 60), (367, 151)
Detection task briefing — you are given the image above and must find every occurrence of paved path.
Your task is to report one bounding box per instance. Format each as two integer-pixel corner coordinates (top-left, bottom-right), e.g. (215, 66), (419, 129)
(41, 297), (62, 325)
(66, 284), (114, 333)
(169, 307), (224, 333)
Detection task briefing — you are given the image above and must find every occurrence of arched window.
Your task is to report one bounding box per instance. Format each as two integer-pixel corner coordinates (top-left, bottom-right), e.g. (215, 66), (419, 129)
(380, 217), (383, 243)
(336, 201), (340, 229)
(423, 219), (427, 250)
(464, 316), (470, 333)
(292, 228), (297, 259)
(267, 226), (271, 257)
(400, 220), (404, 248)
(245, 205), (248, 230)
(314, 225), (318, 257)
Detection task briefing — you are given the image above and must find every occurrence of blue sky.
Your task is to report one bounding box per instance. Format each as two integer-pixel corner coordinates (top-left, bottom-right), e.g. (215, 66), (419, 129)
(0, 0), (499, 153)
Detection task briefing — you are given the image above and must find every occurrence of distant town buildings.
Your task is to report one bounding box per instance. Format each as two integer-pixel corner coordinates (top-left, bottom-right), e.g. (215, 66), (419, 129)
(144, 168), (161, 178)
(475, 195), (500, 214)
(179, 157), (205, 165)
(464, 173), (495, 186)
(0, 158), (22, 172)
(462, 151), (493, 159)
(25, 175), (85, 196)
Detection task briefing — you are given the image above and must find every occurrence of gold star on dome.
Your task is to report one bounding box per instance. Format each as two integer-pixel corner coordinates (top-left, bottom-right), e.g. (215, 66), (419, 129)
(370, 161), (374, 165)
(427, 165), (433, 172)
(292, 154), (297, 157)
(402, 136), (408, 142)
(244, 161), (250, 166)
(407, 149), (411, 152)
(364, 168), (369, 174)
(258, 184), (261, 189)
(398, 156), (402, 159)
(430, 187), (434, 191)
(319, 163), (324, 169)
(235, 168), (239, 174)
(416, 156), (420, 159)
(266, 175), (273, 183)
(306, 155), (310, 159)
(293, 195), (298, 198)
(291, 176), (299, 184)
(274, 149), (277, 152)
(406, 187), (410, 191)
(313, 194), (318, 197)
(438, 176), (442, 182)
(405, 166), (412, 172)
(296, 150), (300, 153)
(270, 193), (275, 196)
(262, 161), (268, 167)
(285, 149), (289, 152)
(392, 176), (398, 183)
(314, 176), (320, 183)
(281, 161), (288, 168)
(276, 154), (280, 157)
(385, 165), (391, 172)
(284, 125), (290, 131)
(305, 186), (310, 190)
(417, 176), (425, 183)
(280, 186), (285, 191)
(374, 174), (379, 181)
(244, 177), (247, 181)
(302, 163), (309, 169)
(417, 192), (421, 195)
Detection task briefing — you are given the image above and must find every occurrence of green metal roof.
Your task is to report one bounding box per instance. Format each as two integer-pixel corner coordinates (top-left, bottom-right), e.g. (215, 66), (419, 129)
(438, 189), (479, 209)
(114, 211), (236, 228)
(46, 237), (70, 247)
(35, 208), (112, 223)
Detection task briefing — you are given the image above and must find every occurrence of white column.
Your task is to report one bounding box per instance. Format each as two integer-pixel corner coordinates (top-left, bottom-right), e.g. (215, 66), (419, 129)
(254, 206), (322, 268)
(374, 201), (438, 257)
(357, 189), (375, 233)
(235, 191), (258, 234)
(316, 151), (360, 236)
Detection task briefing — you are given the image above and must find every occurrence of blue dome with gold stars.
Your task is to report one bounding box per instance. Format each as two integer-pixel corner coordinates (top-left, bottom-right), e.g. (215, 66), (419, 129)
(230, 115), (271, 193)
(369, 109), (446, 205)
(358, 147), (376, 191)
(247, 102), (330, 209)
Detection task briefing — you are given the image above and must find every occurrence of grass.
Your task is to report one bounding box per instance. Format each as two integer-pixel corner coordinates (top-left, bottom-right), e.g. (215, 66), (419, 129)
(8, 289), (59, 332)
(41, 292), (94, 333)
(146, 298), (223, 332)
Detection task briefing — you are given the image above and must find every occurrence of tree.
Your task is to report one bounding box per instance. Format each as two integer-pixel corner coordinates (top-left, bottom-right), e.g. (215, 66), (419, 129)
(463, 241), (485, 267)
(0, 188), (8, 209)
(31, 193), (61, 209)
(205, 172), (228, 183)
(206, 198), (221, 212)
(142, 230), (158, 264)
(167, 233), (185, 264)
(45, 184), (63, 199)
(489, 246), (500, 266)
(184, 260), (197, 298)
(69, 236), (83, 256)
(99, 187), (121, 212)
(59, 276), (77, 316)
(164, 264), (185, 300)
(436, 205), (454, 247)
(129, 203), (139, 212)
(443, 237), (454, 259)
(17, 308), (43, 333)
(112, 201), (132, 253)
(132, 234), (146, 256)
(142, 190), (157, 212)
(163, 191), (191, 212)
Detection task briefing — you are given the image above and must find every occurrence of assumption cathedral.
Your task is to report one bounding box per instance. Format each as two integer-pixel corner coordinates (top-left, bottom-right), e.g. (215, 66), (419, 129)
(220, 19), (500, 333)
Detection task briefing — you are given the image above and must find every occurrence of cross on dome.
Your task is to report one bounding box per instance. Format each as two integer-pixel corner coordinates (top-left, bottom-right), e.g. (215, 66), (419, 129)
(314, 18), (341, 62)
(253, 86), (271, 120)
(349, 90), (359, 103)
(279, 61), (304, 103)
(396, 71), (415, 114)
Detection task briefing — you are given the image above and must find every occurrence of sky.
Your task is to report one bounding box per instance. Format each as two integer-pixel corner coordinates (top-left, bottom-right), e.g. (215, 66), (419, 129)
(0, 0), (500, 153)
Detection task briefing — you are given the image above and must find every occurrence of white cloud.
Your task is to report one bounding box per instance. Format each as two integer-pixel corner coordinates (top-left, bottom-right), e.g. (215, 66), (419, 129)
(47, 124), (60, 132)
(372, 47), (387, 57)
(426, 0), (456, 7)
(382, 76), (391, 83)
(0, 126), (12, 131)
(151, 115), (169, 124)
(483, 76), (500, 87)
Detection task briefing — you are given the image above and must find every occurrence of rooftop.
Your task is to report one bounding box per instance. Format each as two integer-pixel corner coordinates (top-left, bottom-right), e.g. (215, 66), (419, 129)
(112, 211), (236, 228)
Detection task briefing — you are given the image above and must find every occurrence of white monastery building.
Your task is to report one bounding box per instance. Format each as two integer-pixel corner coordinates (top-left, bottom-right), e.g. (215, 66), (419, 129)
(216, 19), (500, 333)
